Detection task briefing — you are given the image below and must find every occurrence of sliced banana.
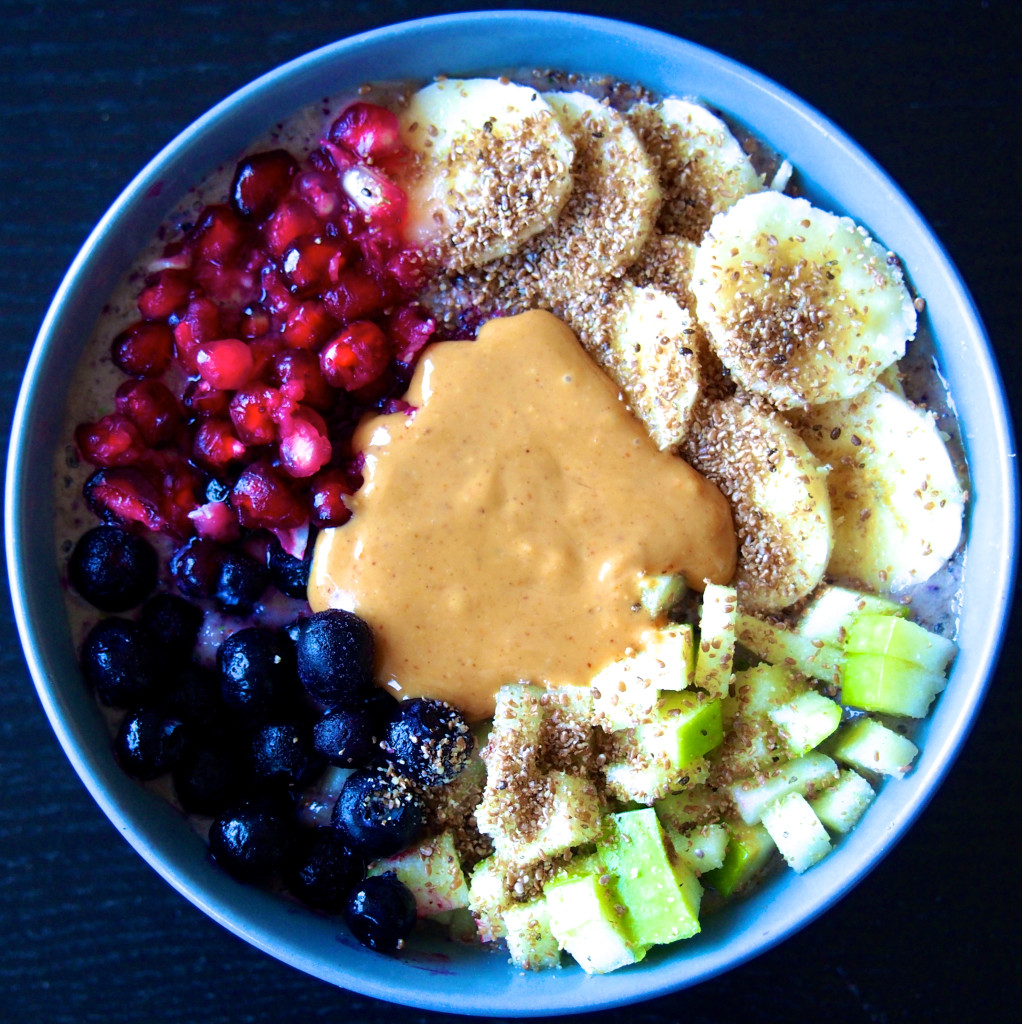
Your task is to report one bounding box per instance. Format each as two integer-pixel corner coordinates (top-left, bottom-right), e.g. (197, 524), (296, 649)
(629, 232), (699, 312)
(397, 78), (575, 272)
(682, 396), (833, 613)
(569, 282), (703, 451)
(629, 97), (763, 241)
(691, 192), (917, 410)
(796, 383), (965, 593)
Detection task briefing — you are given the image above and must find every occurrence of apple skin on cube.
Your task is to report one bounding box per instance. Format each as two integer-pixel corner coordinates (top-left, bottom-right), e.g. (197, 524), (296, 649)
(736, 612), (842, 685)
(729, 750), (839, 824)
(809, 768), (876, 833)
(760, 791), (832, 873)
(367, 830), (469, 917)
(654, 691), (724, 767)
(844, 613), (957, 674)
(702, 821), (775, 898)
(841, 652), (944, 718)
(797, 584), (905, 645)
(829, 716), (919, 777)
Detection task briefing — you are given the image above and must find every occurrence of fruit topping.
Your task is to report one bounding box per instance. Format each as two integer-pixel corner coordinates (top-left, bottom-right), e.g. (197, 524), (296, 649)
(248, 720), (321, 794)
(284, 827), (366, 911)
(231, 149), (299, 220)
(312, 704), (386, 768)
(213, 548), (270, 614)
(138, 593), (203, 661)
(81, 617), (166, 708)
(383, 698), (473, 787)
(293, 609), (374, 706)
(208, 799), (295, 881)
(332, 768), (424, 858)
(217, 626), (293, 718)
(114, 709), (189, 780)
(343, 873), (417, 952)
(68, 525), (158, 612)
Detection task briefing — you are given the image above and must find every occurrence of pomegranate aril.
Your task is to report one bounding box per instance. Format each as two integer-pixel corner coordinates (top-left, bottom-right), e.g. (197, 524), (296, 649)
(85, 467), (165, 533)
(196, 338), (255, 390)
(190, 204), (247, 263)
(188, 500), (241, 543)
(295, 171), (342, 220)
(240, 305), (272, 339)
(193, 259), (261, 308)
(138, 269), (191, 319)
(387, 304), (436, 365)
(282, 235), (349, 297)
(173, 298), (222, 373)
(278, 409), (332, 479)
(341, 164), (407, 227)
(232, 462), (307, 529)
(111, 321), (175, 378)
(183, 379), (231, 418)
(151, 451), (205, 537)
(231, 149), (299, 220)
(263, 197), (322, 258)
(76, 415), (146, 467)
(283, 301), (336, 350)
(273, 350), (334, 412)
(328, 102), (404, 162)
(323, 270), (394, 325)
(115, 379), (183, 448)
(385, 248), (428, 292)
(308, 467), (355, 528)
(193, 418), (246, 470)
(320, 321), (391, 391)
(229, 384), (282, 446)
(248, 336), (284, 382)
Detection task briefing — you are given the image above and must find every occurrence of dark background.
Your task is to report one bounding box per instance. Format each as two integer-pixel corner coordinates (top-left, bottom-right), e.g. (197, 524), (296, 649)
(2, 1), (1019, 1022)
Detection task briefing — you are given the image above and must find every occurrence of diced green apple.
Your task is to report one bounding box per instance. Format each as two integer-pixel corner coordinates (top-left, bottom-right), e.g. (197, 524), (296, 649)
(467, 856), (509, 942)
(503, 899), (562, 970)
(665, 822), (729, 874)
(367, 830), (469, 917)
(638, 573), (688, 618)
(844, 613), (957, 675)
(797, 584), (905, 645)
(737, 612), (842, 685)
(829, 717), (919, 777)
(841, 652), (945, 718)
(702, 821), (775, 898)
(694, 582), (737, 697)
(768, 689), (843, 756)
(760, 792), (832, 873)
(654, 784), (720, 832)
(729, 751), (839, 824)
(809, 768), (876, 833)
(651, 691), (724, 766)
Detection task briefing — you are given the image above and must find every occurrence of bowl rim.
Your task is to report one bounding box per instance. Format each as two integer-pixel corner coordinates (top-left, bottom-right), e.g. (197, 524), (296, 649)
(6, 8), (1019, 1017)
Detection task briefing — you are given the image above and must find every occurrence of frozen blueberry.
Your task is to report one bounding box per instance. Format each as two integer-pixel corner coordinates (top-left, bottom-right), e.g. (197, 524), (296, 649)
(384, 697), (473, 786)
(81, 617), (166, 708)
(294, 609), (374, 706)
(284, 827), (365, 911)
(344, 873), (417, 952)
(114, 708), (189, 780)
(161, 663), (222, 728)
(332, 768), (423, 858)
(139, 593), (203, 662)
(249, 720), (321, 792)
(267, 539), (312, 599)
(69, 525), (158, 612)
(217, 627), (293, 718)
(172, 729), (248, 816)
(214, 548), (270, 614)
(313, 704), (385, 768)
(171, 537), (224, 599)
(209, 799), (294, 881)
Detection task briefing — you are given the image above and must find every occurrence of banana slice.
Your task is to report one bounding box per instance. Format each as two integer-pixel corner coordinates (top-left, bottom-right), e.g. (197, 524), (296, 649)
(796, 383), (965, 593)
(629, 232), (698, 312)
(569, 282), (703, 451)
(397, 78), (575, 272)
(629, 97), (763, 241)
(691, 192), (917, 410)
(682, 396), (833, 612)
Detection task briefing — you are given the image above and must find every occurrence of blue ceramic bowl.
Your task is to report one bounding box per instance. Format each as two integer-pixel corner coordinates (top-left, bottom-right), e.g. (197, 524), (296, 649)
(6, 11), (1017, 1016)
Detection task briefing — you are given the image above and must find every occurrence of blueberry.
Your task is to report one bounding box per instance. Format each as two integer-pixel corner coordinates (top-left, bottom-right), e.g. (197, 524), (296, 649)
(172, 729), (247, 816)
(209, 799), (294, 881)
(115, 708), (189, 780)
(161, 663), (222, 728)
(344, 873), (417, 952)
(284, 827), (365, 911)
(267, 539), (312, 599)
(384, 697), (473, 786)
(218, 627), (293, 717)
(332, 768), (423, 858)
(313, 704), (385, 768)
(81, 617), (166, 707)
(171, 537), (225, 599)
(68, 525), (158, 612)
(214, 549), (270, 615)
(139, 593), (203, 662)
(249, 720), (321, 792)
(295, 609), (374, 706)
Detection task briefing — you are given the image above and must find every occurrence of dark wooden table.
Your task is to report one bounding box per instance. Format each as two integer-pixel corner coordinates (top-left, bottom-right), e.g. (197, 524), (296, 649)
(3, 1), (1019, 1021)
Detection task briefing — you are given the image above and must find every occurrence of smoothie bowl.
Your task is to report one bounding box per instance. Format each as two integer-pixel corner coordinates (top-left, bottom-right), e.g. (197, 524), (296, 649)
(6, 10), (1017, 1017)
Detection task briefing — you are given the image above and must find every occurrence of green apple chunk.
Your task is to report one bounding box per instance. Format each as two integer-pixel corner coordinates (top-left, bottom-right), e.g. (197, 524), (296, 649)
(503, 899), (562, 970)
(841, 652), (945, 718)
(760, 792), (832, 873)
(599, 808), (702, 946)
(654, 784), (720, 832)
(845, 613), (957, 674)
(702, 821), (776, 898)
(768, 689), (843, 756)
(736, 612), (842, 685)
(653, 691), (724, 766)
(729, 750), (839, 824)
(694, 582), (737, 697)
(545, 871), (648, 974)
(467, 856), (510, 943)
(638, 572), (688, 618)
(797, 585), (905, 645)
(809, 768), (876, 833)
(665, 822), (729, 875)
(829, 716), (918, 777)
(367, 830), (469, 917)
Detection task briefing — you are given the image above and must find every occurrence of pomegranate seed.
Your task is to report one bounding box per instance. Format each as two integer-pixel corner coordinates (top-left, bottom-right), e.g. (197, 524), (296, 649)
(183, 379), (231, 418)
(188, 500), (241, 543)
(282, 235), (349, 296)
(85, 467), (164, 532)
(172, 298), (222, 373)
(387, 304), (436, 364)
(354, 223), (404, 274)
(282, 301), (336, 349)
(75, 415), (146, 467)
(271, 521), (310, 561)
(232, 462), (306, 529)
(308, 467), (355, 527)
(111, 320), (175, 378)
(240, 304), (272, 339)
(115, 379), (182, 447)
(229, 384), (282, 445)
(260, 267), (299, 319)
(248, 336), (283, 381)
(328, 102), (404, 161)
(189, 204), (247, 263)
(193, 259), (261, 308)
(320, 321), (391, 391)
(341, 164), (407, 227)
(278, 408), (332, 479)
(295, 171), (342, 219)
(263, 197), (322, 258)
(231, 149), (299, 220)
(273, 349), (334, 411)
(151, 451), (204, 538)
(193, 418), (246, 469)
(137, 269), (191, 319)
(196, 338), (255, 390)
(322, 270), (394, 324)
(385, 247), (428, 292)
